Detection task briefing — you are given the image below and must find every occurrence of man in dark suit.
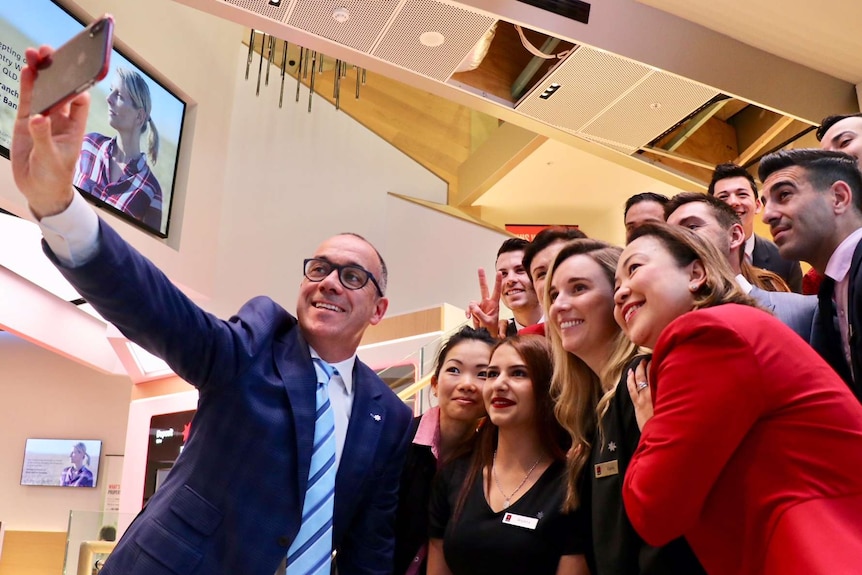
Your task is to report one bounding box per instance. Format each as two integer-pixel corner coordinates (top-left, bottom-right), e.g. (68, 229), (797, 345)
(759, 149), (862, 402)
(665, 192), (816, 341)
(708, 163), (803, 292)
(13, 47), (412, 575)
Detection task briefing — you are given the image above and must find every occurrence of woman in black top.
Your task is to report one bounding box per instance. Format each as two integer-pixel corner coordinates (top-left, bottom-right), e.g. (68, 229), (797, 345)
(545, 239), (704, 575)
(428, 335), (590, 575)
(393, 326), (496, 575)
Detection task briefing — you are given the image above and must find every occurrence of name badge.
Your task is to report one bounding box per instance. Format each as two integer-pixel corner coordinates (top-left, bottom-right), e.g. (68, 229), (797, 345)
(502, 512), (539, 530)
(594, 459), (619, 478)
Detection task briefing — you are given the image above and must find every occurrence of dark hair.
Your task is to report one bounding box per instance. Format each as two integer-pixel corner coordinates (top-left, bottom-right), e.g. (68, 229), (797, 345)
(664, 194), (790, 292)
(628, 222), (757, 310)
(98, 525), (117, 541)
(707, 163), (759, 200)
(452, 335), (569, 522)
(340, 232), (388, 295)
(432, 326), (496, 380)
(496, 237), (529, 259)
(757, 149), (862, 212)
(817, 113), (862, 142)
(665, 192), (742, 231)
(624, 192), (669, 217)
(522, 226), (588, 280)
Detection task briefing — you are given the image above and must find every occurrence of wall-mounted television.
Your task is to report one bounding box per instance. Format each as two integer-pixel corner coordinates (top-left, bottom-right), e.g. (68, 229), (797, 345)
(21, 438), (103, 487)
(0, 0), (186, 238)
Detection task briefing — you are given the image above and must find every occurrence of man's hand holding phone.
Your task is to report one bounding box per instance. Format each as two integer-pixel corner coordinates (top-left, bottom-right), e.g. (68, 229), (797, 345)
(11, 15), (112, 219)
(12, 46), (91, 219)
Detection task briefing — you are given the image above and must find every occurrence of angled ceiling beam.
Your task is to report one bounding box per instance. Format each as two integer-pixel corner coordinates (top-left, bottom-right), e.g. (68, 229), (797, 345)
(663, 100), (729, 152)
(453, 123), (547, 207)
(734, 116), (794, 165)
(639, 146), (715, 170)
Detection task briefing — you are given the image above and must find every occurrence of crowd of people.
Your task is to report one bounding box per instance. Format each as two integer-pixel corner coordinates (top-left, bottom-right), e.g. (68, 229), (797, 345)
(399, 116), (862, 575)
(12, 43), (862, 575)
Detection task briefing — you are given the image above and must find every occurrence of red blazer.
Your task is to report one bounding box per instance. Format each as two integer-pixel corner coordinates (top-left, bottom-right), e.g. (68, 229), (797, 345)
(623, 304), (862, 575)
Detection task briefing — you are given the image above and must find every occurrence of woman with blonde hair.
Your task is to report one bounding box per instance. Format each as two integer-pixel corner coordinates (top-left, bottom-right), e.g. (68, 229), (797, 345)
(74, 67), (163, 230)
(616, 222), (862, 575)
(545, 238), (703, 575)
(61, 442), (93, 487)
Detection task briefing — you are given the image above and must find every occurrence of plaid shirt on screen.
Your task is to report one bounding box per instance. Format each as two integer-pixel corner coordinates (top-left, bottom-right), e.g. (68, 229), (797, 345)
(73, 133), (162, 229)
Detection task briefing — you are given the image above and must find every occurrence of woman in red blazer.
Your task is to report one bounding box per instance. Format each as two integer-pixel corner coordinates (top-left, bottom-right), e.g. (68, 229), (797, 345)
(613, 222), (862, 575)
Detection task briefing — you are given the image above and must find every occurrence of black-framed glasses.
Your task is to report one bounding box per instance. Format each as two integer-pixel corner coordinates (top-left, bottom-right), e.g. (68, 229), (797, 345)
(303, 258), (384, 297)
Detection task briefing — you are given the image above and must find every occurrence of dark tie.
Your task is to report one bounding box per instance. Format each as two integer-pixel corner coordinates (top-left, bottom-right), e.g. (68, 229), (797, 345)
(286, 358), (337, 575)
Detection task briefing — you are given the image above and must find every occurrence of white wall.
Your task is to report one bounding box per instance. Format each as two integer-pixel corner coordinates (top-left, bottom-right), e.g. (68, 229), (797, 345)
(0, 333), (131, 531)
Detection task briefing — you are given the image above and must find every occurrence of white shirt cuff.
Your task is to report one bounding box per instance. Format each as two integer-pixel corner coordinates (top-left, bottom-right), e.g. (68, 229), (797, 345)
(35, 191), (100, 267)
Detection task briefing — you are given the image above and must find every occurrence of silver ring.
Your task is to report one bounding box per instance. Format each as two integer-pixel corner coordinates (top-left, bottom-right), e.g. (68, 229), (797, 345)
(636, 381), (649, 393)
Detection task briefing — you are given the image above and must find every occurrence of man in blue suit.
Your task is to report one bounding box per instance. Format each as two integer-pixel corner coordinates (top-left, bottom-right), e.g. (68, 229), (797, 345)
(13, 47), (412, 574)
(665, 192), (816, 342)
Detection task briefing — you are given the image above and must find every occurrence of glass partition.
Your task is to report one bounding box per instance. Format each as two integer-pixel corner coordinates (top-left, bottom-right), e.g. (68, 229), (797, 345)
(64, 510), (137, 575)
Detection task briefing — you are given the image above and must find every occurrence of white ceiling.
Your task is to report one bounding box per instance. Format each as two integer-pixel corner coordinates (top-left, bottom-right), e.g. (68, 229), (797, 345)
(638, 0), (862, 84)
(476, 139), (684, 212)
(476, 0), (862, 231)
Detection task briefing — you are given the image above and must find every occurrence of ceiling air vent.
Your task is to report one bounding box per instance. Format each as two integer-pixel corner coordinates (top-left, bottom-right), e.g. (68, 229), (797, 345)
(515, 0), (590, 25)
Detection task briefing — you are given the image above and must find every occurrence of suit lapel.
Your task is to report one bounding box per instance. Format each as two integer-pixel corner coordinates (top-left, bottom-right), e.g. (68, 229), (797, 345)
(273, 331), (317, 494)
(753, 235), (771, 266)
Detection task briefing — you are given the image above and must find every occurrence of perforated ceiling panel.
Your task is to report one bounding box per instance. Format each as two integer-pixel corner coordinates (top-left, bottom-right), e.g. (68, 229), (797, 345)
(581, 71), (720, 150)
(516, 46), (719, 153)
(516, 47), (652, 136)
(285, 0), (402, 53)
(372, 0), (496, 82)
(220, 0), (290, 21)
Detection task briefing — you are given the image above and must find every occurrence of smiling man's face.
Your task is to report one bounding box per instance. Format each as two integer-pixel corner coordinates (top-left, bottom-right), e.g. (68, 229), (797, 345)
(297, 234), (388, 361)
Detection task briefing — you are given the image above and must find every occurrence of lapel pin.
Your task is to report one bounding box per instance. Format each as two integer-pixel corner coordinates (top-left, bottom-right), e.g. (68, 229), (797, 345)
(371, 413), (382, 422)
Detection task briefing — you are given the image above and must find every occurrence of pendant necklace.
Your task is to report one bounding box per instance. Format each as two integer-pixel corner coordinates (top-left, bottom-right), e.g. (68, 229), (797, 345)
(492, 449), (542, 508)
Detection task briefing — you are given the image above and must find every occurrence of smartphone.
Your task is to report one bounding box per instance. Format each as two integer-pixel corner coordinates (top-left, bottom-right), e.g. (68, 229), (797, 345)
(31, 15), (114, 116)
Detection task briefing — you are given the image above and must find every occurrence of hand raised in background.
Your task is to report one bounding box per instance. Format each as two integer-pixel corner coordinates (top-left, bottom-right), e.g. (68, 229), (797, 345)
(11, 46), (91, 219)
(466, 267), (506, 339)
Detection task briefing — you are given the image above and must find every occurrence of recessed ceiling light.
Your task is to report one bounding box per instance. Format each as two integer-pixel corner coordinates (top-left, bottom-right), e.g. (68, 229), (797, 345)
(332, 7), (350, 23)
(420, 31), (445, 47)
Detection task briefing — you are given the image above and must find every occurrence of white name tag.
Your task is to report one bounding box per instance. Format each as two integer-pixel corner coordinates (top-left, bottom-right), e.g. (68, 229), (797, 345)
(502, 512), (539, 530)
(594, 459), (619, 478)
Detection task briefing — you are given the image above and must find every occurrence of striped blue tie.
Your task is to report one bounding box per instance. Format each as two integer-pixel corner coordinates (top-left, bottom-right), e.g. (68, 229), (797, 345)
(287, 358), (337, 575)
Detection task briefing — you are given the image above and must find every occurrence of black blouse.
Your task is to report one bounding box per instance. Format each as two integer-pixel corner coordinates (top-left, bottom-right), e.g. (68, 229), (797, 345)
(429, 457), (589, 575)
(590, 356), (705, 575)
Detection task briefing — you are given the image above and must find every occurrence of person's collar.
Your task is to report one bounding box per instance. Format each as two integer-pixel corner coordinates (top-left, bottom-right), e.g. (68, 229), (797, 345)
(413, 406), (441, 459)
(824, 227), (862, 283)
(735, 274), (754, 295)
(308, 347), (356, 394)
(744, 234), (756, 258)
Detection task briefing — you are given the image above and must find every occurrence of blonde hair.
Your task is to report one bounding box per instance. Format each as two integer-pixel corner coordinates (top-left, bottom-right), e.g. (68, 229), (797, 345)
(545, 239), (638, 511)
(117, 67), (160, 165)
